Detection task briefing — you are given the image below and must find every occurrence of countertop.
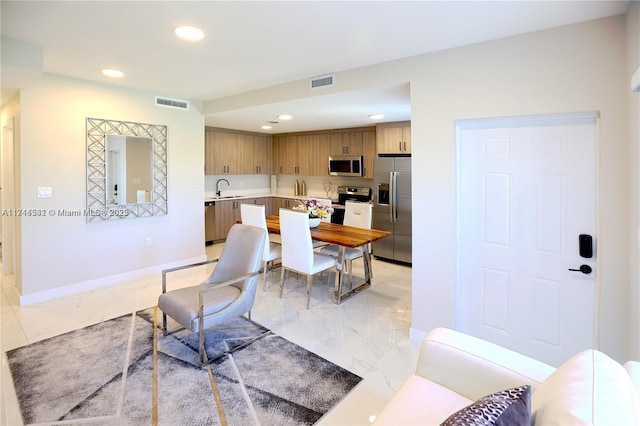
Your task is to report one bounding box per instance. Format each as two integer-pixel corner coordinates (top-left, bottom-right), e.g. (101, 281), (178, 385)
(204, 193), (336, 203)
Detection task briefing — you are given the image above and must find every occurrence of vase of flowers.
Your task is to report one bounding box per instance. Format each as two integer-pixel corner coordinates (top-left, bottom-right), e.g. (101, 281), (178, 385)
(293, 199), (333, 227)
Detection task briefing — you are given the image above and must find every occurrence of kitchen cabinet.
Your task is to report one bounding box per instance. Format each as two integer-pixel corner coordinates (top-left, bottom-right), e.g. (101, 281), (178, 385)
(272, 135), (312, 175)
(209, 130), (241, 174)
(361, 129), (376, 178)
(272, 197), (299, 212)
(376, 121), (411, 154)
(273, 127), (376, 177)
(213, 197), (274, 241)
(205, 127), (272, 175)
(314, 134), (331, 176)
(213, 199), (239, 241)
(252, 134), (272, 175)
(330, 131), (365, 157)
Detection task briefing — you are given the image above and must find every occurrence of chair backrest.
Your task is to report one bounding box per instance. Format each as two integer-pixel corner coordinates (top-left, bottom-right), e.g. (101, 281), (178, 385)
(343, 201), (372, 229)
(279, 208), (314, 273)
(203, 223), (266, 293)
(240, 203), (271, 259)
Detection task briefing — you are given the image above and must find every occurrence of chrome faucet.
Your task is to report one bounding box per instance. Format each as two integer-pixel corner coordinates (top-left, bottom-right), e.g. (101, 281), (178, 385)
(215, 178), (230, 196)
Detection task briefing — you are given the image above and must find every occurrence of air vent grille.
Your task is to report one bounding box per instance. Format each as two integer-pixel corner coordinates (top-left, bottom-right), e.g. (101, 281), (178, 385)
(310, 74), (334, 89)
(155, 96), (189, 110)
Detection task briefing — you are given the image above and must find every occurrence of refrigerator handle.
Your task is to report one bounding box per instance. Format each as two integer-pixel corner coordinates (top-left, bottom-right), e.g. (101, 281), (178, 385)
(390, 171), (397, 223)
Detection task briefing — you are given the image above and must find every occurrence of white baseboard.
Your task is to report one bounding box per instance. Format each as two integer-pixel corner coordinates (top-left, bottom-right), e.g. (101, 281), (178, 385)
(19, 255), (207, 306)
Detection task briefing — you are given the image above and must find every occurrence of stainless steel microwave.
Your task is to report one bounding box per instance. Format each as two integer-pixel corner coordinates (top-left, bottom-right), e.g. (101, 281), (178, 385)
(328, 156), (363, 177)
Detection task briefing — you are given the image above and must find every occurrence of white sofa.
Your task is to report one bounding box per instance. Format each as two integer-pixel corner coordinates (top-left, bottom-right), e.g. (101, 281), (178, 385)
(374, 327), (640, 425)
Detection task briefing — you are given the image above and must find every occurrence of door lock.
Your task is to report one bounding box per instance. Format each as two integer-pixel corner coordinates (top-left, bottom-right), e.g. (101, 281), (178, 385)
(568, 264), (592, 274)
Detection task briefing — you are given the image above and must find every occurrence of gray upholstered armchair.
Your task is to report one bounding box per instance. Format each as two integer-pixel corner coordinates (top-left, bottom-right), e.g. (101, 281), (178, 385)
(158, 223), (266, 365)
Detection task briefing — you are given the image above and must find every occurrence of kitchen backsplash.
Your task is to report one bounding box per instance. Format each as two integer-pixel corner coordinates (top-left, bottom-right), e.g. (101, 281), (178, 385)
(205, 174), (372, 200)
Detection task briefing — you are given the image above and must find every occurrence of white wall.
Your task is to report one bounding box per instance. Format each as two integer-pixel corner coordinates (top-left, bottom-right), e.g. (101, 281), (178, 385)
(15, 74), (205, 301)
(627, 1), (640, 360)
(408, 15), (631, 363)
(207, 14), (636, 362)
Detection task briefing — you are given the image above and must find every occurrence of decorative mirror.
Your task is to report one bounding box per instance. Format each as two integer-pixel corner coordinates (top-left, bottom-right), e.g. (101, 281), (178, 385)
(86, 117), (168, 222)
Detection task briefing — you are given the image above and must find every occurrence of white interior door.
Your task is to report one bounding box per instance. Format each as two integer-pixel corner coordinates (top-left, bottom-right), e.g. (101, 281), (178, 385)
(456, 113), (597, 367)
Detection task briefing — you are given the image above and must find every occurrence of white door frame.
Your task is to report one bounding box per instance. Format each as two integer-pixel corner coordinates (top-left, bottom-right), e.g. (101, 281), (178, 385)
(2, 117), (17, 276)
(454, 111), (601, 354)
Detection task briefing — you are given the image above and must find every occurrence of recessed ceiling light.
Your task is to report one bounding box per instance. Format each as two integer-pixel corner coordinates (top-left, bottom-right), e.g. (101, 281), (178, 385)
(277, 114), (292, 120)
(102, 69), (124, 78)
(261, 125), (272, 130)
(174, 26), (204, 41)
(368, 113), (384, 120)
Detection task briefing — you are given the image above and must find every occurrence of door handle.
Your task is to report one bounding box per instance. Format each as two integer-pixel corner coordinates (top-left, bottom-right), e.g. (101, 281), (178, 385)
(569, 265), (592, 274)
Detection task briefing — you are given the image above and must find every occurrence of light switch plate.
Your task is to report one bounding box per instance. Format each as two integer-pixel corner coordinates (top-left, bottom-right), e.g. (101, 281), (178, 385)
(37, 187), (52, 198)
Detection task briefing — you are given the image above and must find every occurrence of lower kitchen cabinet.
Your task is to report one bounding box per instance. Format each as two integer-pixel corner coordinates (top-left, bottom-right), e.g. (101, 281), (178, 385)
(213, 197), (275, 241)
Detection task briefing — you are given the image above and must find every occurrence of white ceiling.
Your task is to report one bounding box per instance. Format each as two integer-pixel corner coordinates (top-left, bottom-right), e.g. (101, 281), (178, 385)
(1, 1), (630, 133)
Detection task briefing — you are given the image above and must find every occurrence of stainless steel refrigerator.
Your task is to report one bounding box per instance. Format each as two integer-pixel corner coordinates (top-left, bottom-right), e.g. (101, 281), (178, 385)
(373, 156), (412, 264)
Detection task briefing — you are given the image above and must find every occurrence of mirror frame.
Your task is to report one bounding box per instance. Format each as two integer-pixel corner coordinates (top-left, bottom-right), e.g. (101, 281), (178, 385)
(86, 117), (168, 222)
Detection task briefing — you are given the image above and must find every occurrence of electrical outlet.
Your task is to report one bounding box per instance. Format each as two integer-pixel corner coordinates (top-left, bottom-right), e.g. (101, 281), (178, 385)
(145, 237), (152, 247)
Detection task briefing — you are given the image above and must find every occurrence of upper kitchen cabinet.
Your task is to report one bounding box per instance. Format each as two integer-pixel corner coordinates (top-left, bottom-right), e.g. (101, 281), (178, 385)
(330, 131), (362, 156)
(361, 128), (376, 178)
(205, 127), (272, 175)
(273, 135), (312, 175)
(274, 127), (375, 177)
(240, 133), (272, 175)
(376, 121), (411, 154)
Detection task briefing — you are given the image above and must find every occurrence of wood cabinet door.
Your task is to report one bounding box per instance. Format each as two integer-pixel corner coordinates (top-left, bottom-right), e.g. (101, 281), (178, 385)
(329, 133), (345, 156)
(362, 129), (376, 178)
(376, 124), (411, 154)
(236, 134), (252, 174)
(254, 135), (271, 175)
(205, 129), (216, 175)
(342, 131), (363, 156)
(401, 126), (411, 152)
(213, 200), (234, 240)
(213, 131), (240, 174)
(277, 136), (294, 175)
(314, 134), (331, 176)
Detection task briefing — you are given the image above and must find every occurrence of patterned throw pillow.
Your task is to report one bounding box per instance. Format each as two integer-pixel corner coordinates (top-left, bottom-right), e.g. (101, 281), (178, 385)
(440, 385), (531, 426)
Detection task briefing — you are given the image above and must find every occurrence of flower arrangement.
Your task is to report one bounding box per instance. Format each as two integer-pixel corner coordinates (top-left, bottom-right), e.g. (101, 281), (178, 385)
(293, 198), (333, 219)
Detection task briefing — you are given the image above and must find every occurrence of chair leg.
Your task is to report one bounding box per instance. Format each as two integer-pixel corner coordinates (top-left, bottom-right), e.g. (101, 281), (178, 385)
(280, 268), (286, 298)
(306, 275), (313, 309)
(263, 260), (269, 291)
(162, 312), (168, 335)
(348, 259), (354, 289)
(198, 326), (206, 365)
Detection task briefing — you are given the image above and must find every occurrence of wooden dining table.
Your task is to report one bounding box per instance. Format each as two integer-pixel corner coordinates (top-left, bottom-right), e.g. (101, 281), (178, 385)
(265, 215), (391, 304)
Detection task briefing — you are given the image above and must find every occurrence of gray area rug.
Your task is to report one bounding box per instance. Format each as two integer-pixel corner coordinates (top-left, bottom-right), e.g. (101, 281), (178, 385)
(6, 308), (362, 425)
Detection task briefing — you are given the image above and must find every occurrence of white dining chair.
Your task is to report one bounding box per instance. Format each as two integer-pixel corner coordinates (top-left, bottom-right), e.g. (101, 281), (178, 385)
(320, 201), (373, 286)
(241, 203), (282, 289)
(279, 208), (336, 309)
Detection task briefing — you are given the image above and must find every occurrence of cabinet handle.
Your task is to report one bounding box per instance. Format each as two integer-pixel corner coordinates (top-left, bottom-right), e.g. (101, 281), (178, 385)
(403, 141), (406, 151)
(399, 142), (402, 151)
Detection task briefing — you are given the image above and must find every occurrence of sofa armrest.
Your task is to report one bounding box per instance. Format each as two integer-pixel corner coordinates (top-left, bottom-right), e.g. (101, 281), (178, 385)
(416, 327), (555, 401)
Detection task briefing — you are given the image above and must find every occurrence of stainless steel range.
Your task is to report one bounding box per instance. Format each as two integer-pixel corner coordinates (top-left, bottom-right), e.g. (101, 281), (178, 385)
(331, 186), (372, 224)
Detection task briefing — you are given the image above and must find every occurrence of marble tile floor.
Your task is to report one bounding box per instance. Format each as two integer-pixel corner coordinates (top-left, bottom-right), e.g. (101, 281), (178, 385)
(0, 244), (417, 425)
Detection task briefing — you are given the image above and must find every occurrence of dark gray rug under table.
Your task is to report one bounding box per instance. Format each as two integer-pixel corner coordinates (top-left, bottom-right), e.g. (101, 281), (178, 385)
(6, 308), (362, 425)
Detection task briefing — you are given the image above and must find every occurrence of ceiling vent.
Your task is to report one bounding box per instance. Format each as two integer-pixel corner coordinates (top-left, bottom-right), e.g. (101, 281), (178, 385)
(310, 74), (334, 89)
(155, 96), (189, 110)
